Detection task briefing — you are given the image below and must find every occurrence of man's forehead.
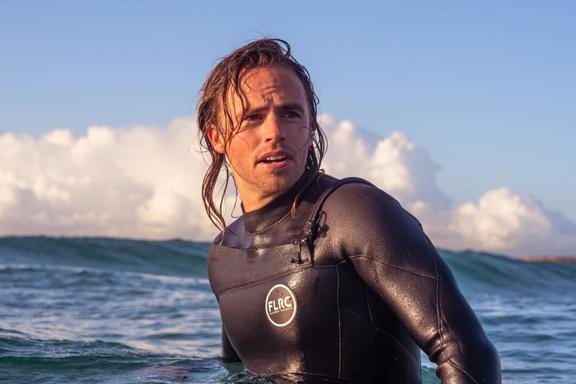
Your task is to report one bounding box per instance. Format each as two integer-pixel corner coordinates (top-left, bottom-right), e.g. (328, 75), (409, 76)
(239, 66), (291, 92)
(228, 65), (306, 107)
(214, 65), (310, 133)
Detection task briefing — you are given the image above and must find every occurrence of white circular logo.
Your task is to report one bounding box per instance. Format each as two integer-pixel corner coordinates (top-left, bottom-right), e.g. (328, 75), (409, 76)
(265, 284), (297, 327)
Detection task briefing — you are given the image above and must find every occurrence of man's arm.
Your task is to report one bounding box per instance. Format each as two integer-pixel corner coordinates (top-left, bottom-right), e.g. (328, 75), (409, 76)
(327, 185), (501, 383)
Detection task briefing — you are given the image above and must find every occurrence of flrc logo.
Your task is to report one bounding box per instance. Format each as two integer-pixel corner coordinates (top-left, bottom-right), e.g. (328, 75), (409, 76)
(265, 284), (297, 327)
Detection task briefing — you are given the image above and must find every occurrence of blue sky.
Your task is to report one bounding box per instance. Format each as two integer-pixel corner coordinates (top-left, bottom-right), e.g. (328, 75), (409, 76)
(1, 0), (575, 222)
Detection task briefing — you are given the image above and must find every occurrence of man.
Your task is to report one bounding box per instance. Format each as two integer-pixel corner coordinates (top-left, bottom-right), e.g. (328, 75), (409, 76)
(197, 39), (501, 383)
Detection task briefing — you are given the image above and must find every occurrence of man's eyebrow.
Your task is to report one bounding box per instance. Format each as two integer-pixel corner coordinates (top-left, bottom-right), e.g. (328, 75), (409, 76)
(241, 103), (306, 118)
(242, 105), (267, 116)
(276, 103), (305, 113)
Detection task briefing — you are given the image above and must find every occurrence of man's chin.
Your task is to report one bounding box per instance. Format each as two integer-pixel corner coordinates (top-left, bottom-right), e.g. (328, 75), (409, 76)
(262, 177), (298, 196)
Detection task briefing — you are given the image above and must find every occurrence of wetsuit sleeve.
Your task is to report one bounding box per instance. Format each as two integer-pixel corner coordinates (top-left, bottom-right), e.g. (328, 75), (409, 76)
(222, 326), (241, 362)
(333, 187), (501, 383)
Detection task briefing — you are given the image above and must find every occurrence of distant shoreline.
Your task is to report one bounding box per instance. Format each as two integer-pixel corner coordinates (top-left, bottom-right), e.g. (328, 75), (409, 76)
(519, 256), (576, 264)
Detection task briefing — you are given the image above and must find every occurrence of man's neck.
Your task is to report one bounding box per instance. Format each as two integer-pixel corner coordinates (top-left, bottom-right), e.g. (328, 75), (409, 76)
(240, 190), (286, 213)
(238, 172), (314, 213)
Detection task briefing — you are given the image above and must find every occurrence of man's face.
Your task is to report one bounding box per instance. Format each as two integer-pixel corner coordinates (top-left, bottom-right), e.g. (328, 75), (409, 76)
(209, 65), (313, 211)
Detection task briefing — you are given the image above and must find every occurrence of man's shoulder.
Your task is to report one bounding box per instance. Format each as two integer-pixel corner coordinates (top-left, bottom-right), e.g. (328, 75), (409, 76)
(210, 217), (244, 246)
(319, 174), (421, 236)
(319, 175), (401, 213)
(317, 175), (430, 266)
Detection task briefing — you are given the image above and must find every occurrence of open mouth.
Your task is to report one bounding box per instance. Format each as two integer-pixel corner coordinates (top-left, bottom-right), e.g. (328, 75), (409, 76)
(259, 154), (288, 164)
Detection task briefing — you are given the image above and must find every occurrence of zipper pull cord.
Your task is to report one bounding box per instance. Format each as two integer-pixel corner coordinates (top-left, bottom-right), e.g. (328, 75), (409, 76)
(291, 219), (316, 264)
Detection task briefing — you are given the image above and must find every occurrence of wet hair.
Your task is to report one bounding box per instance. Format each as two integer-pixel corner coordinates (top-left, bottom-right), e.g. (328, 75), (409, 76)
(197, 38), (327, 232)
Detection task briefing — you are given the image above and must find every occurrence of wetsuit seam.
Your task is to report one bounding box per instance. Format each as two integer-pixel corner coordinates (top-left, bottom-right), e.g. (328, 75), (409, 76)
(437, 255), (481, 384)
(336, 265), (343, 379)
(348, 254), (437, 280)
(434, 255), (443, 347)
(448, 283), (469, 381)
(214, 266), (313, 295)
(364, 285), (375, 325)
(434, 255), (468, 384)
(216, 240), (296, 251)
(341, 306), (420, 370)
(446, 359), (480, 384)
(365, 256), (423, 373)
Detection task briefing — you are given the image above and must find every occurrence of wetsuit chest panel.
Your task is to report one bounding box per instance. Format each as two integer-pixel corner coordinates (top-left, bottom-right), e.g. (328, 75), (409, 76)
(208, 242), (302, 295)
(209, 243), (341, 375)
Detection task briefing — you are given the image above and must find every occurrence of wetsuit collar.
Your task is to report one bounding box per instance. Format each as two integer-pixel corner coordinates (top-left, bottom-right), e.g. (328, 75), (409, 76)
(242, 172), (312, 233)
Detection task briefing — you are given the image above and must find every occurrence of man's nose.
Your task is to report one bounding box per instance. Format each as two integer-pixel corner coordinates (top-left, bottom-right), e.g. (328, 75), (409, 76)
(262, 114), (285, 142)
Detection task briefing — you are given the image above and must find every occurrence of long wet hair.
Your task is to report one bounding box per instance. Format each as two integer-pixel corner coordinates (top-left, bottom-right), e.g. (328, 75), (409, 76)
(197, 38), (327, 232)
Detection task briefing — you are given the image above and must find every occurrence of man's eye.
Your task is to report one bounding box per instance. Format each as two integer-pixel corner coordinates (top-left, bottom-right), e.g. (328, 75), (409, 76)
(244, 114), (262, 122)
(281, 111), (301, 119)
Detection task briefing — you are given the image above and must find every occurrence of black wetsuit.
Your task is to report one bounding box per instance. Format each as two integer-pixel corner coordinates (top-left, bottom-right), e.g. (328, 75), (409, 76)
(208, 173), (501, 383)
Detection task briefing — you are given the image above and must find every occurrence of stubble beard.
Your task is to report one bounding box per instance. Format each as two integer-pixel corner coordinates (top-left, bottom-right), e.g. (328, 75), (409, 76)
(255, 166), (303, 197)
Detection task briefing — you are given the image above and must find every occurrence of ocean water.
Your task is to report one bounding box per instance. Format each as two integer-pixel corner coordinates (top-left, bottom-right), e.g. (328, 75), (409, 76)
(0, 236), (574, 384)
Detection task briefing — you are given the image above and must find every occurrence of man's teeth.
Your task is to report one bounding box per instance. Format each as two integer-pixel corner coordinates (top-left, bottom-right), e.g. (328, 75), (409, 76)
(264, 155), (287, 162)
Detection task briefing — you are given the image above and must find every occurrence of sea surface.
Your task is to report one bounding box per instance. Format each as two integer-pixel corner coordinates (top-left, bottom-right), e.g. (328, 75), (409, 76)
(0, 236), (574, 383)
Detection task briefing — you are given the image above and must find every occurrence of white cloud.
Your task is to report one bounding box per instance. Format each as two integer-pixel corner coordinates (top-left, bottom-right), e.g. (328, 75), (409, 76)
(443, 188), (576, 256)
(319, 115), (451, 211)
(0, 118), (215, 241)
(318, 115), (576, 257)
(1, 115), (575, 257)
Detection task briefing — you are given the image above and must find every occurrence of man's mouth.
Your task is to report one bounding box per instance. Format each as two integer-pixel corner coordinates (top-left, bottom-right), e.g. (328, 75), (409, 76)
(259, 154), (288, 163)
(257, 151), (291, 165)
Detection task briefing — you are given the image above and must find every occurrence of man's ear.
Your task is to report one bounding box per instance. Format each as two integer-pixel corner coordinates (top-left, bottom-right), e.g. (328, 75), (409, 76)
(207, 125), (225, 154)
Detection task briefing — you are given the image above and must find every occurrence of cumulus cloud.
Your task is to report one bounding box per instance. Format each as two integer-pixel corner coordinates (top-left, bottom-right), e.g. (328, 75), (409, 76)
(319, 115), (576, 257)
(443, 188), (576, 256)
(1, 115), (575, 257)
(319, 115), (451, 212)
(0, 118), (215, 240)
